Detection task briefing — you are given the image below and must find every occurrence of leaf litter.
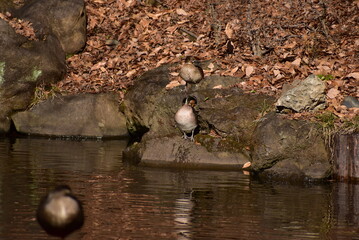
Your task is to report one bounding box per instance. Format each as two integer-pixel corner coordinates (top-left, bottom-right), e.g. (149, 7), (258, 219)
(5, 0), (359, 125)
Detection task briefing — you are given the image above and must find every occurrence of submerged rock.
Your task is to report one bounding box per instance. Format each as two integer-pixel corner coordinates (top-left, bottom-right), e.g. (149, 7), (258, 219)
(12, 93), (128, 138)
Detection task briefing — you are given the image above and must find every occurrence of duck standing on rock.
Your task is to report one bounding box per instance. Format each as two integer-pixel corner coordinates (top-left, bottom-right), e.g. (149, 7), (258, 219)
(179, 59), (204, 92)
(36, 185), (84, 239)
(175, 96), (198, 141)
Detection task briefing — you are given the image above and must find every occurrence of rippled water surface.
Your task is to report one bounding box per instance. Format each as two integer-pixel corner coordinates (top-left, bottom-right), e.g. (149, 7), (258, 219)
(0, 137), (359, 240)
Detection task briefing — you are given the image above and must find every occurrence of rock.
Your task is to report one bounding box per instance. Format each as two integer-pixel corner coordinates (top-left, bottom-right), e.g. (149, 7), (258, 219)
(0, 18), (66, 133)
(123, 136), (248, 170)
(251, 113), (331, 179)
(276, 75), (326, 112)
(0, 0), (87, 133)
(12, 93), (128, 138)
(341, 96), (359, 108)
(122, 64), (334, 179)
(0, 0), (13, 12)
(196, 89), (273, 143)
(122, 63), (275, 169)
(12, 0), (87, 54)
(122, 64), (274, 140)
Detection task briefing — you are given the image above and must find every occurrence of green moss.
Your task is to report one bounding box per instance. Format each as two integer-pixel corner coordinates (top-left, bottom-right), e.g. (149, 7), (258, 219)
(195, 134), (250, 154)
(314, 112), (358, 150)
(316, 74), (334, 81)
(341, 115), (359, 133)
(315, 111), (337, 128)
(25, 67), (42, 82)
(32, 69), (42, 80)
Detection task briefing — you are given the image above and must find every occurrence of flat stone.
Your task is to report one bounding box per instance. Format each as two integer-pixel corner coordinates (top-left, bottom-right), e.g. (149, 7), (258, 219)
(124, 136), (248, 170)
(12, 93), (128, 137)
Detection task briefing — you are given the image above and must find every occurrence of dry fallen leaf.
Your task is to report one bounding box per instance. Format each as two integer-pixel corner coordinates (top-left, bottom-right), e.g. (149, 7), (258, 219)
(126, 69), (137, 78)
(225, 22), (234, 39)
(245, 66), (255, 77)
(176, 8), (189, 16)
(230, 66), (239, 75)
(346, 72), (359, 80)
(165, 80), (181, 90)
(242, 161), (251, 169)
(207, 63), (215, 71)
(291, 58), (301, 67)
(327, 88), (340, 99)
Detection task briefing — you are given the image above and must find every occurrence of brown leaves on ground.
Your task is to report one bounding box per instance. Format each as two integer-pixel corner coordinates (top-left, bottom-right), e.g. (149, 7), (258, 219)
(50, 0), (357, 121)
(0, 12), (37, 40)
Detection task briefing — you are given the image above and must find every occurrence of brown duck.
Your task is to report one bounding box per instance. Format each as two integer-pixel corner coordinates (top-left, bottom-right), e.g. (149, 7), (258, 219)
(179, 60), (204, 91)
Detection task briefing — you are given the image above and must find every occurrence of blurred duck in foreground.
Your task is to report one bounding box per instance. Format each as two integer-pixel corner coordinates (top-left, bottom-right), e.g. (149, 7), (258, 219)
(175, 96), (198, 141)
(36, 185), (84, 239)
(179, 58), (204, 92)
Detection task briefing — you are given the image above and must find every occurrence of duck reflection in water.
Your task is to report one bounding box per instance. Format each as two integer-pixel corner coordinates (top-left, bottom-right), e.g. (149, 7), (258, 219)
(36, 185), (84, 239)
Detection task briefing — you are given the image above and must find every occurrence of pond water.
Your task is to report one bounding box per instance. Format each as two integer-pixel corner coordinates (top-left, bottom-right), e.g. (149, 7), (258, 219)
(0, 137), (359, 240)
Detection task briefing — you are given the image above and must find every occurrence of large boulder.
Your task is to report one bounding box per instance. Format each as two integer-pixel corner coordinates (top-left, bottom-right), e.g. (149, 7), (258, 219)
(251, 113), (331, 179)
(122, 64), (274, 140)
(0, 18), (66, 132)
(12, 0), (87, 54)
(122, 63), (275, 169)
(12, 93), (128, 138)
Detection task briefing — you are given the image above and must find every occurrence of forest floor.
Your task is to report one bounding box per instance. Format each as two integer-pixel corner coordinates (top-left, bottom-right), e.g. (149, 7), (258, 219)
(15, 0), (359, 128)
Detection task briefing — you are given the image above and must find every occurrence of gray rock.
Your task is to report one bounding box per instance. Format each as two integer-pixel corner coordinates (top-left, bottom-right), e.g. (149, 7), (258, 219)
(251, 113), (331, 179)
(276, 75), (326, 112)
(12, 0), (87, 54)
(123, 136), (248, 169)
(12, 93), (128, 138)
(342, 96), (359, 108)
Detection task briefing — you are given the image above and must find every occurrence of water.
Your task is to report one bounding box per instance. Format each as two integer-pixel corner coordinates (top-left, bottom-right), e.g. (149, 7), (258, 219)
(0, 137), (358, 240)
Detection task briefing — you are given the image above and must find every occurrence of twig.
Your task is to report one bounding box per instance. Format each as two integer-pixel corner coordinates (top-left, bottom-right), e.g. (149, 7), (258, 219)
(178, 28), (198, 41)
